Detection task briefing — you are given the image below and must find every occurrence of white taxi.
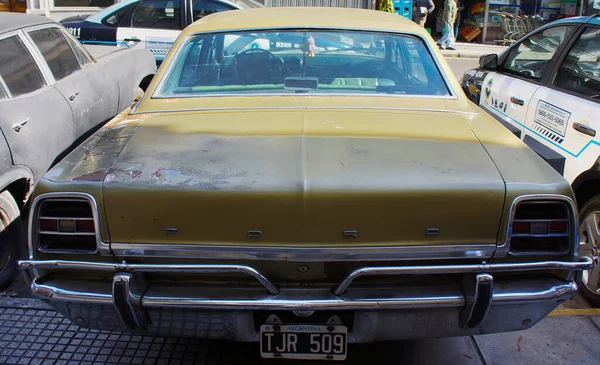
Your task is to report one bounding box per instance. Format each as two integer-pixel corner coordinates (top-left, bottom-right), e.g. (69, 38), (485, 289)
(462, 14), (600, 306)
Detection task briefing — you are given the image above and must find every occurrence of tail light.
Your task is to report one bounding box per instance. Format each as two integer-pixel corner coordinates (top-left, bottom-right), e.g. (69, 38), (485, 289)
(35, 198), (98, 253)
(509, 199), (573, 255)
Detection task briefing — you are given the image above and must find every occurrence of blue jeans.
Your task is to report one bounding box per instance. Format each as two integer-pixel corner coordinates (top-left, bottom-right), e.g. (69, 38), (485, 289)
(437, 20), (455, 48)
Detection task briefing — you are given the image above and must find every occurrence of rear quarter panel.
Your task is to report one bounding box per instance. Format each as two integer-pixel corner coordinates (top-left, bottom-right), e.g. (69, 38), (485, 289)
(90, 46), (155, 112)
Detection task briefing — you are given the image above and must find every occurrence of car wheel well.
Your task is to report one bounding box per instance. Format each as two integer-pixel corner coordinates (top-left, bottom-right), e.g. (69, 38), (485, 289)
(2, 178), (32, 211)
(573, 175), (600, 209)
(138, 75), (154, 92)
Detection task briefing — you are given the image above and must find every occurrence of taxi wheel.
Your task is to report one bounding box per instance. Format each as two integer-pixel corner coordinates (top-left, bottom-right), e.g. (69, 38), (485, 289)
(0, 191), (21, 291)
(579, 195), (600, 307)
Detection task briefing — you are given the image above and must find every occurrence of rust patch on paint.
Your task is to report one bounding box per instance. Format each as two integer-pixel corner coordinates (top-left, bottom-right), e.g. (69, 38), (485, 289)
(44, 109), (151, 183)
(72, 170), (110, 182)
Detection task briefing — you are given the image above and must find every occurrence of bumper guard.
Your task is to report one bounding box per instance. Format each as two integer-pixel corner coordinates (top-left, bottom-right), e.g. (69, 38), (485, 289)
(18, 258), (593, 333)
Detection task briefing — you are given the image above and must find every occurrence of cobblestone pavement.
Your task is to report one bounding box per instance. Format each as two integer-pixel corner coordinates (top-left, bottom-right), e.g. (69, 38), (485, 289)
(0, 304), (260, 365)
(2, 296), (600, 365)
(0, 297), (488, 365)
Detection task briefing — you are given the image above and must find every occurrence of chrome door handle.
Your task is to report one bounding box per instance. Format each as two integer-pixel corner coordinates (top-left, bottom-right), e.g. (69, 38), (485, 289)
(12, 118), (29, 132)
(573, 122), (596, 137)
(510, 96), (524, 106)
(68, 92), (80, 101)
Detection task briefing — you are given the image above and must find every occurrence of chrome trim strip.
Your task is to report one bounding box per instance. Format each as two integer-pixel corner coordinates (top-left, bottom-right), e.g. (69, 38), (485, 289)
(39, 216), (94, 221)
(492, 281), (578, 302)
(20, 258), (592, 298)
(39, 231), (96, 236)
(29, 193), (107, 264)
(150, 93), (458, 100)
(110, 243), (497, 262)
(496, 194), (578, 257)
(29, 278), (578, 310)
(31, 280), (112, 303)
(19, 261), (279, 295)
(130, 105), (478, 116)
(141, 294), (465, 310)
(332, 257), (593, 295)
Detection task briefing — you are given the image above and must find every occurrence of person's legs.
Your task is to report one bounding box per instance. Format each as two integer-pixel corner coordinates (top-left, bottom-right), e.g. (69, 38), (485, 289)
(438, 20), (456, 49)
(437, 24), (450, 48)
(417, 14), (427, 27)
(446, 20), (456, 49)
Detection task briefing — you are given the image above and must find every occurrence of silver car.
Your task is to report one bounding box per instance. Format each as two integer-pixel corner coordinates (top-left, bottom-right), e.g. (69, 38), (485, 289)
(0, 12), (156, 290)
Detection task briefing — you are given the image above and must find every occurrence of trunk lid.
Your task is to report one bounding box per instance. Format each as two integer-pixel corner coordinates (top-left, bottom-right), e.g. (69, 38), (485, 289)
(102, 108), (505, 246)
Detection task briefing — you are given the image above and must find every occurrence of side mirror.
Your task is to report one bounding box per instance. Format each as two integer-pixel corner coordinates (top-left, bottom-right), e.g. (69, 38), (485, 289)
(479, 54), (498, 71)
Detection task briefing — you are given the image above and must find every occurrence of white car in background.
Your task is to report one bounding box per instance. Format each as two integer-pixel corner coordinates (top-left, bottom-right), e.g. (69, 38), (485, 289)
(60, 0), (262, 64)
(461, 15), (600, 306)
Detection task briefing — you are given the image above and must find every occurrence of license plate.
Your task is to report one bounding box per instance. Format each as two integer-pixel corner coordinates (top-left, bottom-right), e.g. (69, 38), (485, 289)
(260, 324), (347, 360)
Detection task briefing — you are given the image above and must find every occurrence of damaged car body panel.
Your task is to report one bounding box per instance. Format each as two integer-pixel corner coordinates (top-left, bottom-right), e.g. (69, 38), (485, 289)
(18, 7), (594, 348)
(0, 12), (155, 290)
(101, 109), (507, 247)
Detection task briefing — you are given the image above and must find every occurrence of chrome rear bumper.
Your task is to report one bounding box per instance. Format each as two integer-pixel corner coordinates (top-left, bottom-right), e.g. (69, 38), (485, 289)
(18, 258), (593, 342)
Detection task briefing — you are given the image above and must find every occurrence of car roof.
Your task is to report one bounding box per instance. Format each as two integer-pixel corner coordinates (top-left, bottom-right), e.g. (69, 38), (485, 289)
(0, 12), (55, 34)
(547, 16), (588, 26)
(84, 0), (261, 25)
(183, 7), (428, 37)
(541, 14), (600, 27)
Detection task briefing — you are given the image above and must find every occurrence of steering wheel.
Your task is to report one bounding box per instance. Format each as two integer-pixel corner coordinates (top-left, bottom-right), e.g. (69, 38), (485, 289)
(236, 48), (283, 74)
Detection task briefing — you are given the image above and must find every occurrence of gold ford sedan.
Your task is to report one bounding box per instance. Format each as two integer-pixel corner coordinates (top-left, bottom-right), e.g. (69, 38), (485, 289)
(19, 6), (594, 361)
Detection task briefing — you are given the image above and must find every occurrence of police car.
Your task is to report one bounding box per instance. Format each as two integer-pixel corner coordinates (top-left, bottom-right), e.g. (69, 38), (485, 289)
(61, 0), (262, 64)
(461, 14), (600, 306)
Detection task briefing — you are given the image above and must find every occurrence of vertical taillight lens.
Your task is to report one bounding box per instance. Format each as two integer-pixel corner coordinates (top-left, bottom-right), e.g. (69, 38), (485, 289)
(36, 199), (97, 253)
(509, 201), (572, 255)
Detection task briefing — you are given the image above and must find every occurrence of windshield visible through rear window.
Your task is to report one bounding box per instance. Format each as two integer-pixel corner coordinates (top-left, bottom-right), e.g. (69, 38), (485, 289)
(156, 30), (451, 97)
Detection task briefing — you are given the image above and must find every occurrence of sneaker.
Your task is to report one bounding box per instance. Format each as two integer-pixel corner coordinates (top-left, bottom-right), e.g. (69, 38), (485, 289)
(446, 46), (456, 50)
(437, 44), (446, 50)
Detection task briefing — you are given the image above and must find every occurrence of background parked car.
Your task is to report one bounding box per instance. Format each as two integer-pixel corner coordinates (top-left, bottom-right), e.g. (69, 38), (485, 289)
(60, 0), (263, 64)
(460, 15), (600, 306)
(0, 12), (156, 290)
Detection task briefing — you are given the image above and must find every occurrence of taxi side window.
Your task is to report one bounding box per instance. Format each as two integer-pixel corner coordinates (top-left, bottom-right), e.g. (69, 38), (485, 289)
(132, 0), (181, 30)
(29, 27), (81, 82)
(553, 27), (600, 101)
(0, 35), (46, 97)
(502, 26), (572, 81)
(103, 3), (136, 27)
(192, 0), (234, 21)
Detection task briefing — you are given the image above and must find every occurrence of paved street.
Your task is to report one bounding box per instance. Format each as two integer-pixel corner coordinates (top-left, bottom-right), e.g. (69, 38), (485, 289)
(1, 53), (599, 365)
(0, 296), (599, 365)
(446, 57), (478, 80)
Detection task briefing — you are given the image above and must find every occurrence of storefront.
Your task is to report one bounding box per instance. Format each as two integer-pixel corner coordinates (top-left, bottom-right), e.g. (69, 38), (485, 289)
(453, 0), (600, 43)
(26, 0), (117, 21)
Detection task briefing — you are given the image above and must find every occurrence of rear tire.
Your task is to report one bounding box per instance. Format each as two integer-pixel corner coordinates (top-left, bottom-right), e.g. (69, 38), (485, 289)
(578, 195), (600, 307)
(0, 191), (21, 291)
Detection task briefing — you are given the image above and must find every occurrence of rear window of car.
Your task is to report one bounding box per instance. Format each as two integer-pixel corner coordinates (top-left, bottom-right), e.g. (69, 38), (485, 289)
(156, 30), (450, 97)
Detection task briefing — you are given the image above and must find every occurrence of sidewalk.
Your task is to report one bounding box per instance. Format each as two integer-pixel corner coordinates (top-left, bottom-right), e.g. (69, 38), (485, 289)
(1, 296), (599, 365)
(439, 42), (507, 59)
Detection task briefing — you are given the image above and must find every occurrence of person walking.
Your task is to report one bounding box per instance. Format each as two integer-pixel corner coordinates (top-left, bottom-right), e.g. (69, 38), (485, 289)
(413, 0), (435, 27)
(437, 0), (458, 50)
